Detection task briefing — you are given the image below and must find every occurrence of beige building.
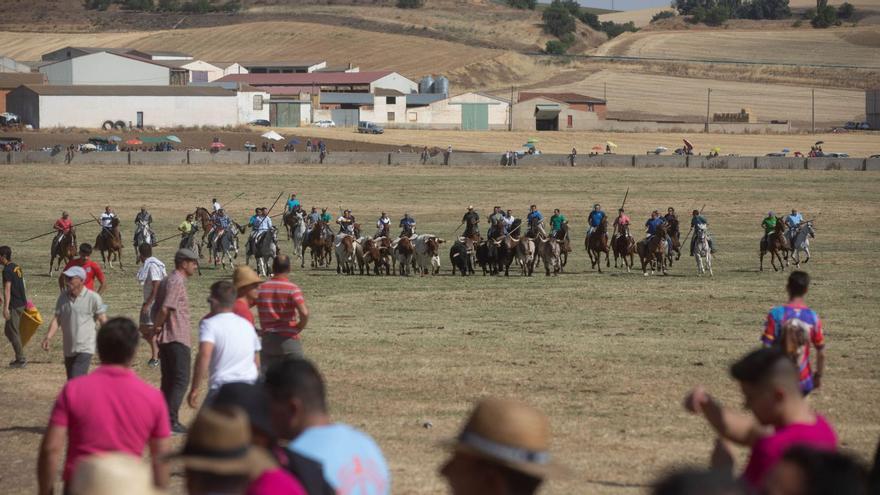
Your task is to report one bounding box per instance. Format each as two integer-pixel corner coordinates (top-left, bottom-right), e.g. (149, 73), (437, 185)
(512, 92), (606, 131)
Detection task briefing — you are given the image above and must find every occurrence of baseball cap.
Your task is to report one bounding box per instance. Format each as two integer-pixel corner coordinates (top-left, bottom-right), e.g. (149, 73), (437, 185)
(174, 248), (199, 263)
(63, 266), (87, 280)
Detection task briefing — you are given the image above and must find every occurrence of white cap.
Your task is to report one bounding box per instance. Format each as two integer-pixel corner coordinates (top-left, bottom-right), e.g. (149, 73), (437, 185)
(63, 266), (87, 280)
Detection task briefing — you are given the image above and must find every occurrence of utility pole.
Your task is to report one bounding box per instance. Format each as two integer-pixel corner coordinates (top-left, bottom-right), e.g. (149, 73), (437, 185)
(811, 88), (815, 134)
(705, 88), (711, 133)
(509, 85), (515, 132)
(604, 81), (607, 101)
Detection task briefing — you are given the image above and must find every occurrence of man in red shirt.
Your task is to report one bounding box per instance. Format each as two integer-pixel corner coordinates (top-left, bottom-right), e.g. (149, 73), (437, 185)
(256, 255), (309, 371)
(53, 212), (73, 236)
(58, 244), (105, 294)
(37, 317), (170, 495)
(233, 265), (262, 325)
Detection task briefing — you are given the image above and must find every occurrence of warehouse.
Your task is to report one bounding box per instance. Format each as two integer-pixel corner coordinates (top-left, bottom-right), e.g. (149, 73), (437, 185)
(218, 71), (418, 95)
(0, 73), (45, 113)
(39, 51), (189, 86)
(6, 84), (268, 129)
(512, 92), (607, 131)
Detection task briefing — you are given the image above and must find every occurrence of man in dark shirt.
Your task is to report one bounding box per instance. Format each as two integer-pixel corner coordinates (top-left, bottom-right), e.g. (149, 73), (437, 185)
(1, 246), (28, 368)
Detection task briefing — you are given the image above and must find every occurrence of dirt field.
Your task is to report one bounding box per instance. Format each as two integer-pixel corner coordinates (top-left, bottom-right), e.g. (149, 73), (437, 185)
(295, 127), (880, 157)
(0, 164), (878, 494)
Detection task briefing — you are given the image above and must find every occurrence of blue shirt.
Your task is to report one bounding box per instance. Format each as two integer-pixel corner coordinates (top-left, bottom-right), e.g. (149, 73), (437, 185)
(287, 199), (301, 209)
(289, 423), (390, 495)
(249, 215), (259, 228)
(588, 210), (606, 227)
(786, 213), (803, 227)
(646, 217), (664, 234)
(691, 215), (708, 228)
(527, 211), (543, 224)
(400, 217), (415, 227)
(214, 215), (231, 229)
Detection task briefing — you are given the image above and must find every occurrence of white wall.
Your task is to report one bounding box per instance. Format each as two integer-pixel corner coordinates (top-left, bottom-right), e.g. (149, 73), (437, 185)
(40, 52), (170, 86)
(221, 63), (249, 76)
(38, 94), (245, 128)
(359, 95), (407, 124)
(182, 60), (224, 82)
(405, 93), (509, 129)
(370, 73), (418, 94)
(236, 90), (271, 124)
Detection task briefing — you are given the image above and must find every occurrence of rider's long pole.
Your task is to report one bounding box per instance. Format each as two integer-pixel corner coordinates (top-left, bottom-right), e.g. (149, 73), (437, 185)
(19, 219), (94, 243)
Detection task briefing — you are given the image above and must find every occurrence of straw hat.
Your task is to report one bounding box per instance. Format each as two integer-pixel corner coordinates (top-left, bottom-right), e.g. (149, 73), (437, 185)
(443, 397), (562, 478)
(70, 453), (165, 495)
(168, 406), (277, 478)
(233, 265), (262, 291)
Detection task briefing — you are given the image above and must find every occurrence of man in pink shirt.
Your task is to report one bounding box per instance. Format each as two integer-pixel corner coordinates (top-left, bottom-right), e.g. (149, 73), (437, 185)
(38, 317), (171, 495)
(683, 347), (837, 490)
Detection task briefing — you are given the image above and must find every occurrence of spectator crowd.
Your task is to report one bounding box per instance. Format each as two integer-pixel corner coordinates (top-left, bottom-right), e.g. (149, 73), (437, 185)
(1, 239), (878, 494)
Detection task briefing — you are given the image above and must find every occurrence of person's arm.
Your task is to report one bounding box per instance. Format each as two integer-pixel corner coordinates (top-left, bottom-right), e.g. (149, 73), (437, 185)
(153, 306), (171, 339)
(96, 313), (107, 326)
(149, 437), (171, 489)
(187, 341), (214, 408)
(41, 316), (61, 351)
(814, 347), (826, 388)
(684, 386), (766, 446)
(94, 267), (106, 295)
(3, 280), (11, 320)
(295, 298), (309, 332)
(37, 424), (67, 495)
(254, 351), (261, 370)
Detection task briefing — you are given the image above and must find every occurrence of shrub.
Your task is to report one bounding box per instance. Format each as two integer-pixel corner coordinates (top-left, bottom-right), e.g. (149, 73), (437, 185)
(600, 20), (638, 37)
(120, 0), (154, 10)
(837, 1), (854, 19)
(810, 4), (838, 27)
(703, 4), (731, 25)
(542, 1), (576, 37)
(578, 10), (601, 29)
(651, 10), (676, 22)
(157, 0), (179, 9)
(544, 39), (569, 54)
(396, 0), (423, 8)
(83, 0), (112, 10)
(506, 0), (536, 9)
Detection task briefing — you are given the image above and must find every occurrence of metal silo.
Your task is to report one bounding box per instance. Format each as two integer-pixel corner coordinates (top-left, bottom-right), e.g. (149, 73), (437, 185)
(434, 76), (449, 96)
(419, 75), (434, 94)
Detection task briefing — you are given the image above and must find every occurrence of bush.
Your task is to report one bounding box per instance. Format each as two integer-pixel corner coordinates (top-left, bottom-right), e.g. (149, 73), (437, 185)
(578, 10), (601, 29)
(506, 0), (536, 8)
(544, 39), (569, 54)
(600, 20), (638, 37)
(837, 1), (854, 19)
(83, 0), (112, 10)
(120, 0), (154, 10)
(651, 10), (676, 22)
(736, 0), (790, 19)
(542, 1), (576, 37)
(157, 0), (179, 9)
(703, 4), (731, 24)
(810, 4), (838, 27)
(396, 0), (423, 8)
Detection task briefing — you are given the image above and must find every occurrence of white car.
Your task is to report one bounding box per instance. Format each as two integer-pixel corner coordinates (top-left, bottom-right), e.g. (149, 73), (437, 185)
(314, 120), (336, 128)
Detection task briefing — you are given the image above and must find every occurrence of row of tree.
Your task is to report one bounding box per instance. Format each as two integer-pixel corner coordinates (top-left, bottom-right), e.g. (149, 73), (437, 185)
(84, 0), (241, 12)
(537, 0), (638, 54)
(672, 0), (855, 26)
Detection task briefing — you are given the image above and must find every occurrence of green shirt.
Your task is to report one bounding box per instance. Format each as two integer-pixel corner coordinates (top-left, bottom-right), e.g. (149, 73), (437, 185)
(762, 216), (777, 234)
(550, 214), (567, 232)
(320, 213), (332, 223)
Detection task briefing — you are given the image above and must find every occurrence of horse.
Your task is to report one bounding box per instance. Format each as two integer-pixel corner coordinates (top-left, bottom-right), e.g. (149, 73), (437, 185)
(212, 228), (238, 270)
(693, 223), (713, 276)
(49, 228), (77, 276)
(95, 217), (124, 270)
(302, 221), (333, 269)
(286, 211), (306, 264)
(665, 217), (682, 264)
(791, 222), (815, 267)
(636, 224), (668, 276)
(611, 223), (636, 272)
(586, 217), (610, 273)
(760, 218), (790, 272)
(252, 228), (278, 277)
(555, 223), (572, 267)
(133, 221), (154, 263)
(193, 207), (213, 245)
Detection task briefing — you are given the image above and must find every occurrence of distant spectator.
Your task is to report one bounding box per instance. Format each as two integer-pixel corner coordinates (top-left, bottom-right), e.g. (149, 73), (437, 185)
(187, 281), (261, 409)
(138, 243), (166, 368)
(1, 245), (28, 368)
(683, 348), (838, 490)
(38, 317), (171, 495)
(255, 256), (308, 369)
(444, 145), (452, 165)
(653, 468), (745, 495)
(60, 243), (106, 294)
(762, 271), (826, 395)
(439, 397), (555, 495)
(212, 383), (325, 495)
(233, 266), (262, 325)
(569, 147), (577, 167)
(70, 453), (165, 495)
(153, 248), (199, 434)
(265, 359), (390, 494)
(763, 446), (867, 495)
(42, 265), (108, 379)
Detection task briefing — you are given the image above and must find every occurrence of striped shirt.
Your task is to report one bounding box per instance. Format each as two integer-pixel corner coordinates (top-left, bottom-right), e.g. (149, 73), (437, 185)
(762, 300), (825, 392)
(257, 276), (306, 338)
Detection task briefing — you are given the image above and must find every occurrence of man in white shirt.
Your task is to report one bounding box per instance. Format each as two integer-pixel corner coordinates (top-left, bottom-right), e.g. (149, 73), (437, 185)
(100, 206), (116, 231)
(188, 280), (261, 408)
(212, 198), (222, 213)
(375, 212), (390, 238)
(137, 244), (166, 368)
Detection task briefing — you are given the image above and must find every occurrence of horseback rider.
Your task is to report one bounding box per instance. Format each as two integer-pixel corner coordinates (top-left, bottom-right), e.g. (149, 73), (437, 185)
(399, 213), (416, 237)
(211, 208), (231, 248)
(612, 208), (631, 240)
(337, 210), (355, 235)
(785, 208), (803, 246)
(307, 207), (320, 227)
(762, 211), (778, 247)
(462, 206), (480, 237)
(587, 203), (606, 239)
(488, 206), (505, 238)
(285, 193), (301, 215)
(645, 210), (665, 238)
(664, 207), (679, 239)
(251, 207), (274, 253)
(99, 206), (117, 239)
(320, 207), (332, 224)
(526, 205), (546, 238)
(503, 209), (515, 235)
(53, 211), (73, 243)
(375, 212), (391, 238)
(133, 206), (155, 247)
(212, 198), (222, 213)
(549, 209), (568, 239)
(248, 208), (261, 231)
(178, 214), (197, 249)
(689, 209), (716, 255)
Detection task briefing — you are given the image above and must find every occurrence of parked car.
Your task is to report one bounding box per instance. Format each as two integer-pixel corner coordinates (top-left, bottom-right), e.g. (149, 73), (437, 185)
(357, 121), (384, 134)
(314, 120), (336, 128)
(870, 154), (880, 159)
(249, 119), (270, 127)
(824, 152), (849, 158)
(0, 112), (20, 126)
(843, 121), (871, 130)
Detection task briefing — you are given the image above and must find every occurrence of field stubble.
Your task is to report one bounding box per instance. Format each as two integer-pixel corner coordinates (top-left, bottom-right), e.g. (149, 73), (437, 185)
(0, 165), (878, 494)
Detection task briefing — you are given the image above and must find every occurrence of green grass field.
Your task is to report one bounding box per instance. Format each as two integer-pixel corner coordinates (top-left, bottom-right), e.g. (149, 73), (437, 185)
(0, 164), (878, 494)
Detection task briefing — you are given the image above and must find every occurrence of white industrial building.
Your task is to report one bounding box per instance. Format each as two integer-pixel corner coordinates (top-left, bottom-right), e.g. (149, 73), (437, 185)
(6, 85), (269, 129)
(39, 51), (189, 86)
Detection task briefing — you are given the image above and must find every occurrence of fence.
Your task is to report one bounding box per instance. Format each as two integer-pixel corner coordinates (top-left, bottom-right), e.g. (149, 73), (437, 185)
(2, 151), (878, 171)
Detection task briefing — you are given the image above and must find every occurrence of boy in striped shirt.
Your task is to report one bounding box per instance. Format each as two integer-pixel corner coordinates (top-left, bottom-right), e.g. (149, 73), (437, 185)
(256, 255), (309, 372)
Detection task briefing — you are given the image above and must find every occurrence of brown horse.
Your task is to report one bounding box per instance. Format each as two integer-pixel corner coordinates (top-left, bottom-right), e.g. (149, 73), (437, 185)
(665, 220), (681, 266)
(193, 207), (213, 246)
(95, 217), (124, 270)
(49, 228), (77, 276)
(586, 217), (610, 273)
(556, 224), (572, 267)
(636, 223), (668, 276)
(760, 218), (790, 272)
(302, 221), (333, 268)
(612, 223), (636, 272)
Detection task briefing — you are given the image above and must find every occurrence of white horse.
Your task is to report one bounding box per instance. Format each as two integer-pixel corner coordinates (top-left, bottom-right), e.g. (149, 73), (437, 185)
(693, 223), (713, 277)
(290, 211), (306, 264)
(791, 222), (815, 267)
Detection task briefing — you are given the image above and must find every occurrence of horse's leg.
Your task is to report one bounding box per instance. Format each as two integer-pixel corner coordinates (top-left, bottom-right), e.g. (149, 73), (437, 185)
(804, 247), (810, 264)
(604, 249), (610, 268)
(117, 249), (124, 272)
(759, 248), (764, 272)
(707, 253), (713, 277)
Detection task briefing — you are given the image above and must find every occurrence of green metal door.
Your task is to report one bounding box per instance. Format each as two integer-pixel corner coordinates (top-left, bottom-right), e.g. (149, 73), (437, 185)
(461, 103), (489, 130)
(273, 103), (302, 127)
(288, 103), (301, 127)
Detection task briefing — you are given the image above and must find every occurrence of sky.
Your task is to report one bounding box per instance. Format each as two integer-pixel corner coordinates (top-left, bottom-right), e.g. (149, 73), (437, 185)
(539, 0), (672, 9)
